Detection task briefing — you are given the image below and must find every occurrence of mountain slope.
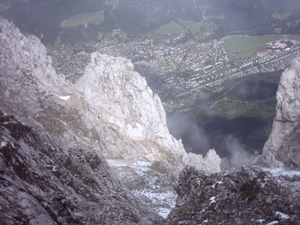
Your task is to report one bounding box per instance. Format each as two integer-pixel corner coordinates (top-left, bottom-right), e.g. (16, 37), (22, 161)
(0, 16), (221, 216)
(0, 111), (164, 224)
(167, 166), (300, 225)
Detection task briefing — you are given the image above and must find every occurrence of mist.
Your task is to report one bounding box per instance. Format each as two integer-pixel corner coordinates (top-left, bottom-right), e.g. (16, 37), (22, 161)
(223, 134), (255, 167)
(167, 111), (256, 167)
(167, 111), (210, 155)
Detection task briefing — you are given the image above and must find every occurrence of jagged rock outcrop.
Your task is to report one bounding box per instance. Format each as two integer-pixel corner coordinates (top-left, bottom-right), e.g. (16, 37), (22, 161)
(75, 52), (186, 165)
(167, 166), (300, 225)
(0, 16), (221, 217)
(182, 149), (222, 173)
(257, 55), (300, 168)
(0, 112), (164, 224)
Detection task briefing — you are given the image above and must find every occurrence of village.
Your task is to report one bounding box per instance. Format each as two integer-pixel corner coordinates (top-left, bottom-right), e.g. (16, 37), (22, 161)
(49, 31), (300, 111)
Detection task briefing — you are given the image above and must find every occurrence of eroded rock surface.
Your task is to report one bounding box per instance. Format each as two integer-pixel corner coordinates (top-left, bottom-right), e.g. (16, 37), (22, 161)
(258, 55), (300, 168)
(167, 166), (300, 225)
(0, 16), (221, 217)
(0, 112), (164, 225)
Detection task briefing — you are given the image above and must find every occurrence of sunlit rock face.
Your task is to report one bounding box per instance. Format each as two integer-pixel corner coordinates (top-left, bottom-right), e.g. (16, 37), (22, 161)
(0, 17), (221, 217)
(76, 53), (163, 140)
(75, 52), (221, 171)
(182, 149), (222, 173)
(75, 52), (186, 162)
(258, 55), (300, 168)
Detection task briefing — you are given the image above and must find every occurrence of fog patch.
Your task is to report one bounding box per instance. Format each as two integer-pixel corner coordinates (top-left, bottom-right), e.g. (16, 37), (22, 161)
(236, 80), (259, 98)
(197, 91), (211, 103)
(167, 111), (210, 155)
(224, 134), (255, 167)
(196, 91), (213, 115)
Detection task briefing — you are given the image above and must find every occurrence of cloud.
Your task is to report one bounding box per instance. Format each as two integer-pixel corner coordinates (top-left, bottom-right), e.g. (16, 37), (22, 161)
(236, 80), (259, 98)
(167, 111), (210, 155)
(223, 134), (255, 167)
(167, 112), (256, 168)
(196, 91), (213, 115)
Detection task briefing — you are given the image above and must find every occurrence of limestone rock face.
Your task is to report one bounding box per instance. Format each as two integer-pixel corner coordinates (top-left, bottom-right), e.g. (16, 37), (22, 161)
(0, 16), (221, 217)
(258, 55), (300, 168)
(75, 52), (186, 162)
(76, 53), (163, 141)
(182, 149), (222, 174)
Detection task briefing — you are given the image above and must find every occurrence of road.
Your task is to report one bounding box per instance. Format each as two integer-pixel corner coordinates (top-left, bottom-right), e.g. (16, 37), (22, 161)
(175, 48), (300, 98)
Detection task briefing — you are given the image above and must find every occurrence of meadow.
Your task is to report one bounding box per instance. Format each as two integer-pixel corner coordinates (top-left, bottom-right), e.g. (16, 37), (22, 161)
(61, 11), (104, 28)
(221, 35), (284, 59)
(155, 21), (184, 35)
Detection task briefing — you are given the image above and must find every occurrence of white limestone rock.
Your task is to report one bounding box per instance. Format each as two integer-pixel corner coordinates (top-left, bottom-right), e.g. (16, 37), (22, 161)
(183, 149), (222, 174)
(75, 52), (222, 172)
(75, 52), (185, 155)
(258, 55), (300, 168)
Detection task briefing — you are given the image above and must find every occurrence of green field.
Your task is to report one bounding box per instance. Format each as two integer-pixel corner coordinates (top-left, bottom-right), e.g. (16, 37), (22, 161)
(286, 35), (300, 42)
(222, 35), (284, 59)
(155, 21), (184, 35)
(61, 11), (104, 28)
(179, 19), (201, 34)
(178, 18), (216, 38)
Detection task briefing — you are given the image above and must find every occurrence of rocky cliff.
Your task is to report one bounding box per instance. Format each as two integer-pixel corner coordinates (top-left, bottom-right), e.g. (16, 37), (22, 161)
(0, 112), (163, 224)
(167, 166), (300, 225)
(1, 15), (300, 225)
(257, 55), (300, 169)
(0, 16), (221, 218)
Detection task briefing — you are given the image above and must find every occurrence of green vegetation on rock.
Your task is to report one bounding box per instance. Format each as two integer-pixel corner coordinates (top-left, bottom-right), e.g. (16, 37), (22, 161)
(61, 11), (104, 28)
(240, 179), (260, 201)
(188, 71), (282, 157)
(155, 21), (184, 35)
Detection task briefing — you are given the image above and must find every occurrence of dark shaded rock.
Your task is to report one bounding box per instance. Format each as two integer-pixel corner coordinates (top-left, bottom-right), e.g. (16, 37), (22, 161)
(0, 112), (164, 224)
(167, 166), (300, 225)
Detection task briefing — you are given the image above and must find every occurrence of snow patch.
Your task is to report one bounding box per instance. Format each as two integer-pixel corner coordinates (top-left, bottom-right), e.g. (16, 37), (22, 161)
(133, 189), (176, 218)
(263, 167), (300, 178)
(275, 211), (290, 220)
(0, 141), (7, 148)
(3, 121), (16, 124)
(211, 181), (223, 188)
(58, 95), (70, 101)
(195, 178), (201, 185)
(256, 219), (265, 223)
(209, 196), (216, 205)
(266, 221), (278, 225)
(52, 166), (58, 172)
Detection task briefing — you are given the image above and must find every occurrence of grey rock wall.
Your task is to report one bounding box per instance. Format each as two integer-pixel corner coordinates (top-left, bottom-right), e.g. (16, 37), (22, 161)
(258, 55), (300, 169)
